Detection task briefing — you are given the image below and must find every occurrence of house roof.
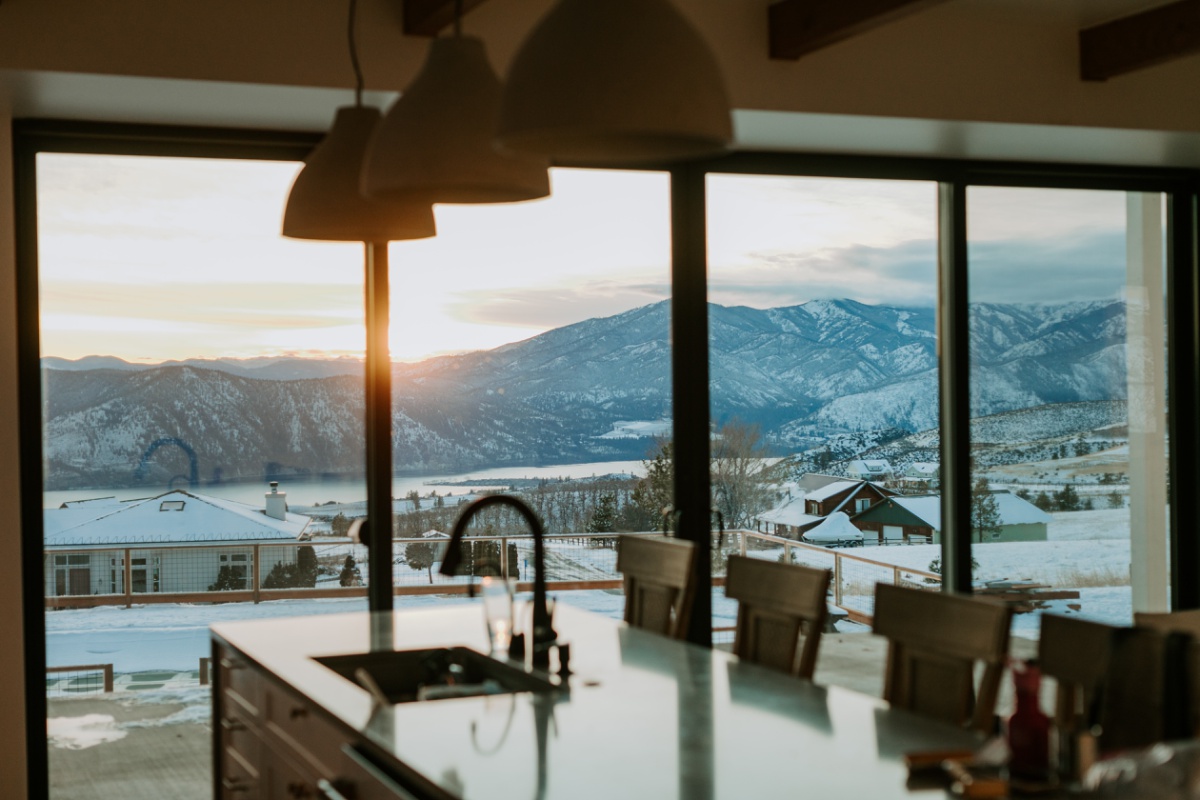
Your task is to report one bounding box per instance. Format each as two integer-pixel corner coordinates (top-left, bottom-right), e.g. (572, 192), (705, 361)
(805, 480), (861, 503)
(854, 490), (1050, 531)
(992, 490), (1053, 525)
(44, 489), (310, 548)
(802, 512), (863, 543)
(883, 496), (944, 529)
(848, 459), (890, 474)
(905, 463), (939, 476)
(794, 473), (849, 493)
(756, 495), (823, 529)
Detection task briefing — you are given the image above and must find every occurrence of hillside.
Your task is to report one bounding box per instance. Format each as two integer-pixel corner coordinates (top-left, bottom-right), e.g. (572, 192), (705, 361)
(42, 298), (1132, 489)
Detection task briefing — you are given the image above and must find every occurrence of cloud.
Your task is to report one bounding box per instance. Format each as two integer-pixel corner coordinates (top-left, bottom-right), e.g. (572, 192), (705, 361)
(446, 281), (671, 329)
(710, 239), (938, 307)
(968, 229), (1127, 303)
(707, 228), (1129, 308)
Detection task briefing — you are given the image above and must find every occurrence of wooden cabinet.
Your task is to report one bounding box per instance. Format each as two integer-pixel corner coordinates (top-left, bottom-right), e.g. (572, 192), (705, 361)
(213, 642), (435, 800)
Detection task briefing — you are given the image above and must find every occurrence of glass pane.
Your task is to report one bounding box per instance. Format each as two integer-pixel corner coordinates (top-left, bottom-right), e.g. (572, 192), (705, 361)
(706, 174), (939, 692)
(38, 153), (369, 797)
(966, 187), (1168, 647)
(390, 168), (672, 620)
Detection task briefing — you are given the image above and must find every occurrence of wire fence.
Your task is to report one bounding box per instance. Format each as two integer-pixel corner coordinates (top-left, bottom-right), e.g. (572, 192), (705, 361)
(44, 530), (944, 697)
(44, 530), (937, 622)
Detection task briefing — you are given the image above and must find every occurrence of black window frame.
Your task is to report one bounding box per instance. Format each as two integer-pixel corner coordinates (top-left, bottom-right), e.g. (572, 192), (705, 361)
(14, 121), (1200, 797)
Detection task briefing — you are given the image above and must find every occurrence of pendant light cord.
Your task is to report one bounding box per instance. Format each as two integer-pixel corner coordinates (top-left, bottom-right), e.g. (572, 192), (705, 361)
(348, 0), (365, 107)
(454, 0), (463, 37)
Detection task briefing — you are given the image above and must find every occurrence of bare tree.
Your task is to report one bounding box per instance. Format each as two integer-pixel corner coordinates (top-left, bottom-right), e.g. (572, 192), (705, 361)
(710, 420), (776, 530)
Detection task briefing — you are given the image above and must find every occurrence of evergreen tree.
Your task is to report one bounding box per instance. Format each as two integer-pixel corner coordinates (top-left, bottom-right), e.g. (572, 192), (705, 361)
(262, 560), (301, 588)
(1056, 484), (1081, 512)
(587, 493), (618, 533)
(208, 566), (244, 591)
(405, 539), (438, 584)
(970, 477), (1002, 542)
(1107, 491), (1124, 509)
(339, 554), (363, 587)
(330, 513), (353, 537)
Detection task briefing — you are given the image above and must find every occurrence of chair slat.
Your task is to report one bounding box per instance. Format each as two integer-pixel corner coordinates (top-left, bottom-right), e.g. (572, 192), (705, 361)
(873, 583), (1012, 732)
(726, 555), (831, 679)
(617, 535), (697, 640)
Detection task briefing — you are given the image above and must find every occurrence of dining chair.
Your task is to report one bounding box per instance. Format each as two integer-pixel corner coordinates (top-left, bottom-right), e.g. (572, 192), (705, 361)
(1041, 613), (1191, 751)
(1038, 613), (1117, 735)
(1134, 609), (1200, 638)
(616, 535), (697, 640)
(872, 583), (1012, 732)
(725, 555), (832, 679)
(1133, 610), (1200, 739)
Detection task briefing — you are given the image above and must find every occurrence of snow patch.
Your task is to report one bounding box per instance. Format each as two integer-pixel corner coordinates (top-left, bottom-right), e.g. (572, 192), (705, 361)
(48, 714), (127, 750)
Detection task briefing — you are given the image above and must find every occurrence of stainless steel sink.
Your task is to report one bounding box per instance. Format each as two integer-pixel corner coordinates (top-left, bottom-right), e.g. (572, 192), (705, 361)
(313, 647), (559, 703)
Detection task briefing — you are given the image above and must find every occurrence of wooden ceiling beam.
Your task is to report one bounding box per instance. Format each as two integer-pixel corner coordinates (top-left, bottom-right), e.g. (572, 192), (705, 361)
(403, 0), (494, 37)
(1080, 0), (1200, 81)
(769, 0), (952, 61)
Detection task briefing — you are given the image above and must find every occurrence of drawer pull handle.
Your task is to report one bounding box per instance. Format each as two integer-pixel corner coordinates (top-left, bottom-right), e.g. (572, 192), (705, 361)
(317, 779), (352, 800)
(289, 706), (309, 720)
(221, 777), (251, 793)
(341, 745), (423, 799)
(219, 657), (244, 671)
(220, 717), (246, 732)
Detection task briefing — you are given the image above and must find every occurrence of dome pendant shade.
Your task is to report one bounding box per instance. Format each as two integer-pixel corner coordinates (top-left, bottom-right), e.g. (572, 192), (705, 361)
(283, 106), (437, 242)
(362, 37), (550, 205)
(496, 0), (733, 165)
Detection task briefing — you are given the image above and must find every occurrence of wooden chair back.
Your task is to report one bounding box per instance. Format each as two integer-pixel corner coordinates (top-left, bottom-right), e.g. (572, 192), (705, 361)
(1041, 613), (1191, 751)
(1038, 613), (1116, 734)
(725, 555), (831, 679)
(616, 535), (697, 640)
(1135, 609), (1200, 639)
(873, 583), (1012, 733)
(1133, 611), (1200, 739)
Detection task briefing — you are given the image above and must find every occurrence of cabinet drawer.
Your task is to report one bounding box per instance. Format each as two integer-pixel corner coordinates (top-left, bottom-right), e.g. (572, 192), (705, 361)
(333, 745), (429, 800)
(220, 745), (260, 799)
(264, 743), (321, 800)
(217, 645), (262, 718)
(219, 706), (261, 772)
(262, 679), (344, 777)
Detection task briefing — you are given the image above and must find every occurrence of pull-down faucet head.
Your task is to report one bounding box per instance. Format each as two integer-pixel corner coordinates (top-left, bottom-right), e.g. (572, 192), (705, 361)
(442, 494), (557, 669)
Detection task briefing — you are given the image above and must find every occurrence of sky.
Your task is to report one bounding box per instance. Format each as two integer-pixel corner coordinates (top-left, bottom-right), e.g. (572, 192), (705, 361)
(37, 153), (1135, 364)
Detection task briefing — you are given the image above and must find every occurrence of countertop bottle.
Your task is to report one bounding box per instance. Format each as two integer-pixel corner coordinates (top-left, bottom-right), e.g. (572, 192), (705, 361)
(1007, 659), (1052, 785)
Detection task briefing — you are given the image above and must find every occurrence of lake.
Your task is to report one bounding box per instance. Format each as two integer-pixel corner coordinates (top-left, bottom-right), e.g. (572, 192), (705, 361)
(41, 460), (648, 509)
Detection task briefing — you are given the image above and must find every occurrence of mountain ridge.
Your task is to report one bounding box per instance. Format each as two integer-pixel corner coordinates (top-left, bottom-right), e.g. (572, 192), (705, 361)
(41, 298), (1130, 489)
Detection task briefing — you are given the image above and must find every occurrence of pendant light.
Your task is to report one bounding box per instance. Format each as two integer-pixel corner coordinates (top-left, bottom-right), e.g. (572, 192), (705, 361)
(282, 0), (436, 241)
(496, 0), (733, 165)
(360, 1), (550, 204)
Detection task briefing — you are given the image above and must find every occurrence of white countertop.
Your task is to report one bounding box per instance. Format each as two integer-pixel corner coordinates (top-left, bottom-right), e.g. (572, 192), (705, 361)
(212, 604), (981, 800)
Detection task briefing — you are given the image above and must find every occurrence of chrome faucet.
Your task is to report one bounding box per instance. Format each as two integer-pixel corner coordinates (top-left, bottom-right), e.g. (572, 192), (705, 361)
(441, 495), (558, 669)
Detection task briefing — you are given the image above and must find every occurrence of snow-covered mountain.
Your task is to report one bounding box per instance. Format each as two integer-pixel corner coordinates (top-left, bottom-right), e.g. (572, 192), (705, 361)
(42, 299), (1131, 489)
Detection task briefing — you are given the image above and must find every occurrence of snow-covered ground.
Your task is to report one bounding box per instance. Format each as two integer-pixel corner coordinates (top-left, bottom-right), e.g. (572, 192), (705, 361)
(45, 589), (739, 674)
(44, 507), (1145, 676)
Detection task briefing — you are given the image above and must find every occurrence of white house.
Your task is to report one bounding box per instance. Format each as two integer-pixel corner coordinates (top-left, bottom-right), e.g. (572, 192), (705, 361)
(846, 459), (893, 482)
(44, 484), (310, 597)
(898, 462), (941, 491)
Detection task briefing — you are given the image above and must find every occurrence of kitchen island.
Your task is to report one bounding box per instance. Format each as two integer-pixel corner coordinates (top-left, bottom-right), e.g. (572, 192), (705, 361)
(211, 604), (980, 799)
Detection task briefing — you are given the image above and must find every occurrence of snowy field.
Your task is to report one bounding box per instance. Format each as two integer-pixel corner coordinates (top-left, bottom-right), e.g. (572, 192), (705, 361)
(45, 507), (1143, 675)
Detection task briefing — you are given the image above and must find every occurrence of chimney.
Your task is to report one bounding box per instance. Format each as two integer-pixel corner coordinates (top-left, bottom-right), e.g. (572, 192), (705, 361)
(265, 481), (288, 521)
